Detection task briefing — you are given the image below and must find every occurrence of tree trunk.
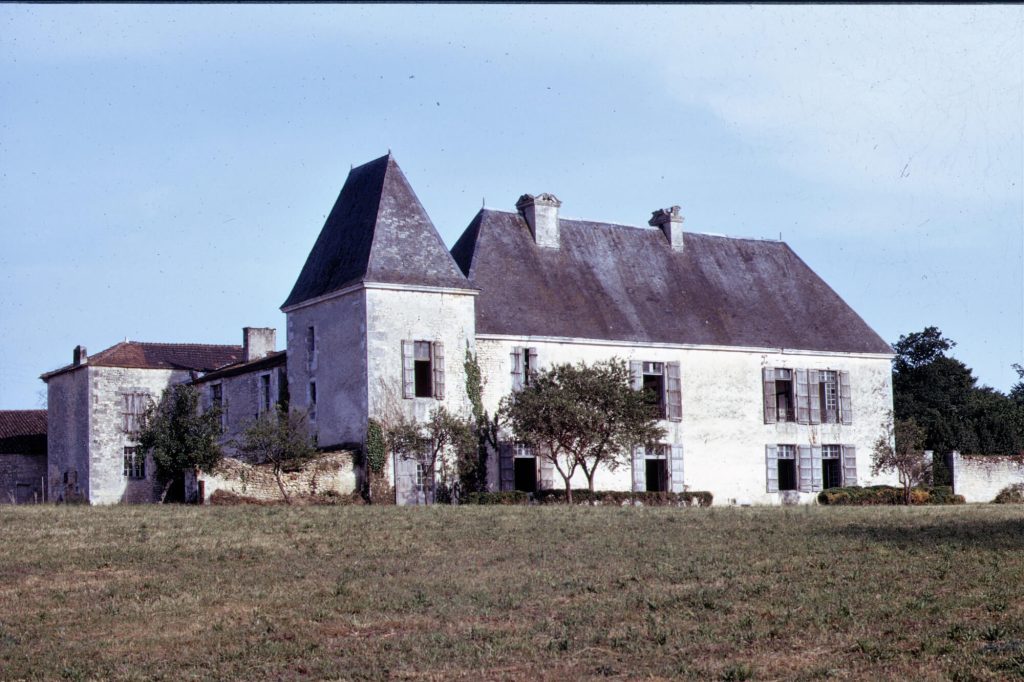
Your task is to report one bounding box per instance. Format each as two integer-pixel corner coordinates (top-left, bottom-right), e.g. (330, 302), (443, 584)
(159, 478), (174, 504)
(564, 476), (573, 505)
(587, 469), (597, 493)
(274, 469), (291, 505)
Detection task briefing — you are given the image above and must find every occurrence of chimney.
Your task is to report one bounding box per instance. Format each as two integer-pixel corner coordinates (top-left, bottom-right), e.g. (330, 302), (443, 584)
(516, 193), (562, 248)
(73, 345), (88, 366)
(650, 206), (685, 252)
(243, 327), (276, 362)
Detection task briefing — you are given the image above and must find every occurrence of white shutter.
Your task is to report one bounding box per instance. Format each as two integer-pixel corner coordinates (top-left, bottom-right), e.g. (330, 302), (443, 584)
(498, 443), (514, 492)
(511, 347), (523, 391)
(798, 444), (813, 492)
(538, 455), (554, 490)
(842, 445), (857, 486)
(839, 371), (852, 424)
(796, 369), (810, 424)
(401, 341), (415, 399)
(631, 447), (645, 492)
(669, 444), (684, 493)
(393, 453), (419, 506)
(765, 444), (779, 493)
(630, 361), (643, 391)
(762, 368), (777, 424)
(666, 362), (682, 422)
(432, 341), (445, 400)
(527, 347), (538, 385)
(810, 445), (823, 492)
(808, 369), (821, 425)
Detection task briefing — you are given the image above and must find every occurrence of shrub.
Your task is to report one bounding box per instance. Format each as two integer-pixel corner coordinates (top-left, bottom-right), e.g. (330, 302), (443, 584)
(817, 485), (965, 506)
(464, 491), (530, 505)
(532, 489), (712, 507)
(993, 483), (1024, 504)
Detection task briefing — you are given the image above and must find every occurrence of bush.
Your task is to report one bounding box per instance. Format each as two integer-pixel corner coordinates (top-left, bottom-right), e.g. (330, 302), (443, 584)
(532, 489), (712, 507)
(993, 483), (1024, 504)
(817, 485), (965, 506)
(464, 491), (530, 505)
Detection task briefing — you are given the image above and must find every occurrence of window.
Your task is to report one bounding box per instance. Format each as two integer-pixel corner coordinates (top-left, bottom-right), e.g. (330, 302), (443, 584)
(642, 362), (666, 418)
(777, 444), (797, 491)
(121, 392), (150, 436)
(306, 326), (316, 369)
(309, 381), (317, 422)
(210, 383), (227, 429)
(822, 444), (842, 489)
(630, 361), (682, 422)
(819, 371), (839, 423)
(763, 368), (852, 425)
(511, 347), (538, 390)
(513, 457), (537, 493)
(259, 374), (272, 414)
(645, 459), (668, 492)
(402, 340), (445, 400)
(631, 444), (683, 493)
(123, 447), (145, 479)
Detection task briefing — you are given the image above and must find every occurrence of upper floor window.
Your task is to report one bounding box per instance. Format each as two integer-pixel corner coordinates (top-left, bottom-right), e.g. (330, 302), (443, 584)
(258, 374), (272, 414)
(309, 381), (317, 422)
(819, 371), (840, 423)
(306, 326), (316, 369)
(511, 346), (538, 390)
(401, 340), (444, 400)
(210, 382), (227, 429)
(762, 368), (851, 425)
(121, 392), (150, 437)
(629, 361), (682, 422)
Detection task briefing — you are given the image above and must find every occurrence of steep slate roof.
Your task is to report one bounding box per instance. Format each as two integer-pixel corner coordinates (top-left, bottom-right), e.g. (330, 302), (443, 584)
(450, 209), (892, 354)
(282, 153), (472, 309)
(0, 410), (47, 455)
(192, 350), (287, 384)
(41, 342), (243, 381)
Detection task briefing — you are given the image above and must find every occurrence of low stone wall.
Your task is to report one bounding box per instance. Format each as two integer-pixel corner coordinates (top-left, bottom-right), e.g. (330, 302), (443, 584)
(186, 451), (357, 503)
(952, 451), (1024, 503)
(0, 453), (47, 504)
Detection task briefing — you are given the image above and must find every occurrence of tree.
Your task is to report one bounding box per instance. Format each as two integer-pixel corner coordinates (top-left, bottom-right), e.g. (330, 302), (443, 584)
(384, 406), (474, 504)
(871, 414), (931, 505)
(502, 358), (665, 501)
(236, 407), (318, 504)
(137, 384), (224, 502)
(463, 347), (499, 493)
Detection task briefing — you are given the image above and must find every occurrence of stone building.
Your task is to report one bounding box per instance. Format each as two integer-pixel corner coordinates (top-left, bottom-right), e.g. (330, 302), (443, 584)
(0, 410), (47, 504)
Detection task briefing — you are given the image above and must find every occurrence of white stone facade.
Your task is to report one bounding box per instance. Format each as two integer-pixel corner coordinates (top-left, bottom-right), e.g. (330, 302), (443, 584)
(952, 451), (1024, 503)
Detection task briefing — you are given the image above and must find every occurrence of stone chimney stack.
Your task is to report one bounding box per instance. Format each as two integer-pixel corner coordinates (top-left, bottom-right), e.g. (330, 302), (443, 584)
(516, 193), (562, 248)
(73, 345), (87, 366)
(243, 327), (276, 362)
(649, 206), (685, 252)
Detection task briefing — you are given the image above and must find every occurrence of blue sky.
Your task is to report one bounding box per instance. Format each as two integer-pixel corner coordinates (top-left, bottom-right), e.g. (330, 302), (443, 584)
(1, 5), (1022, 408)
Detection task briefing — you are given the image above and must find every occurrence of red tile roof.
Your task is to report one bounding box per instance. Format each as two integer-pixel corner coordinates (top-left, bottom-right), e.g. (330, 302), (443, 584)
(41, 342), (243, 381)
(0, 410), (47, 455)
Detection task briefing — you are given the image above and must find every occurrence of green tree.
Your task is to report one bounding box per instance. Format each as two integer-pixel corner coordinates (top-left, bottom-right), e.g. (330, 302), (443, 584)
(137, 384), (223, 502)
(502, 358), (665, 501)
(385, 406), (475, 504)
(463, 347), (498, 493)
(236, 407), (318, 504)
(871, 414), (930, 505)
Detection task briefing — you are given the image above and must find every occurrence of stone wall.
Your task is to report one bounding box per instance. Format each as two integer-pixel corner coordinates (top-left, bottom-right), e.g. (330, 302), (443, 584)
(476, 335), (897, 505)
(200, 360), (287, 454)
(187, 450), (357, 503)
(0, 453), (47, 503)
(46, 367), (91, 502)
(952, 451), (1024, 502)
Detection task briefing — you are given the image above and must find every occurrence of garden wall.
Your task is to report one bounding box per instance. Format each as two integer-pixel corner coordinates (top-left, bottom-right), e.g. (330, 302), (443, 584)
(185, 450), (357, 503)
(952, 451), (1024, 503)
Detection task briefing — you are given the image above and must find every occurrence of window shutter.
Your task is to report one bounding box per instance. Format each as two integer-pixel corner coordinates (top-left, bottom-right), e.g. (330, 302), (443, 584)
(765, 444), (779, 493)
(798, 445), (813, 492)
(762, 368), (777, 424)
(839, 371), (852, 424)
(631, 447), (645, 492)
(842, 445), (857, 486)
(795, 369), (810, 424)
(810, 445), (823, 492)
(808, 369), (821, 425)
(669, 444), (685, 493)
(498, 443), (514, 492)
(394, 453), (419, 506)
(401, 341), (415, 399)
(538, 455), (554, 490)
(527, 347), (539, 383)
(432, 341), (445, 400)
(666, 362), (682, 422)
(511, 347), (523, 391)
(630, 361), (643, 391)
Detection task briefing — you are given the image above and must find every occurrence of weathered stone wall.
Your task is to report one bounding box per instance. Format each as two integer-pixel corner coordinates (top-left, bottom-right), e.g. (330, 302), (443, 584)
(187, 451), (357, 502)
(0, 453), (47, 503)
(476, 336), (897, 505)
(952, 452), (1024, 502)
(201, 362), (286, 455)
(45, 367), (90, 502)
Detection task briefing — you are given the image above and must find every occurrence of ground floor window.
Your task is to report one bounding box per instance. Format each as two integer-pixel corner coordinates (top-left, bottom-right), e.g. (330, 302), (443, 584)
(777, 444), (797, 491)
(514, 457), (537, 493)
(645, 458), (668, 492)
(822, 444), (842, 488)
(123, 446), (145, 479)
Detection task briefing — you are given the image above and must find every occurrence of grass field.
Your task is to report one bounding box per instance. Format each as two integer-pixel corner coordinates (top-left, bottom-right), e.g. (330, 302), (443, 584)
(2, 505), (1023, 681)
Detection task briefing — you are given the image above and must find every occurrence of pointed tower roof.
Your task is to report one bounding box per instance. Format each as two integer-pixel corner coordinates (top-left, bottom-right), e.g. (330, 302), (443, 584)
(282, 153), (472, 310)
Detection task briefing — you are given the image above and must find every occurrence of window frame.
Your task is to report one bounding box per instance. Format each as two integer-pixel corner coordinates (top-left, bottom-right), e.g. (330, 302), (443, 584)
(123, 446), (145, 480)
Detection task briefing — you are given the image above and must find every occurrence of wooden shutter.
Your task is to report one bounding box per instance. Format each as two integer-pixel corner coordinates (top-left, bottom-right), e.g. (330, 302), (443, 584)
(810, 445), (823, 492)
(666, 362), (682, 422)
(631, 447), (645, 492)
(842, 445), (857, 486)
(808, 369), (821, 425)
(762, 368), (777, 424)
(630, 361), (643, 391)
(393, 453), (418, 506)
(839, 371), (852, 424)
(669, 444), (685, 493)
(498, 442), (514, 492)
(795, 369), (810, 424)
(798, 444), (812, 492)
(511, 347), (523, 391)
(401, 341), (415, 399)
(538, 454), (554, 490)
(432, 341), (445, 400)
(527, 347), (538, 384)
(765, 444), (779, 493)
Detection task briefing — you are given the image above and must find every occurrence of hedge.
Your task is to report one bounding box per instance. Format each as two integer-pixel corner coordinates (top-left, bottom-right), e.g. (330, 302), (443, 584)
(462, 489), (713, 507)
(817, 485), (965, 506)
(993, 483), (1024, 504)
(463, 491), (530, 505)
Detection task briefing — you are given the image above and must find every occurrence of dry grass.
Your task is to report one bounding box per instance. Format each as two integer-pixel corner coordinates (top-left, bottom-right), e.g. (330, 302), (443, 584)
(1, 504), (1023, 680)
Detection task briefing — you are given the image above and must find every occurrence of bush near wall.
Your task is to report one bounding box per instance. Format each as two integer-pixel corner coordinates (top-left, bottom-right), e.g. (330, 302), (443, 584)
(532, 489), (713, 507)
(209, 489), (364, 506)
(993, 483), (1024, 504)
(817, 485), (965, 506)
(463, 491), (530, 505)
